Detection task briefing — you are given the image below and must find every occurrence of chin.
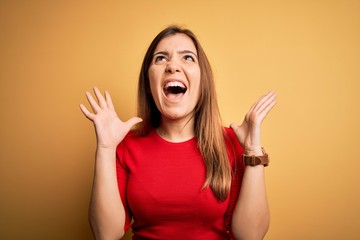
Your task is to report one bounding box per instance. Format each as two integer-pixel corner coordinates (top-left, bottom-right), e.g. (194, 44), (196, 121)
(161, 109), (192, 121)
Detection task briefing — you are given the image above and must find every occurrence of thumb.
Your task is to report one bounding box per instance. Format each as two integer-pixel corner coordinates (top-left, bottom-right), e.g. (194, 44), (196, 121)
(230, 123), (239, 133)
(230, 122), (245, 145)
(125, 117), (143, 129)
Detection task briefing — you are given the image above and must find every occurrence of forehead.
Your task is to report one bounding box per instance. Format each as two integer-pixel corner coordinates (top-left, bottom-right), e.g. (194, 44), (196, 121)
(154, 33), (197, 53)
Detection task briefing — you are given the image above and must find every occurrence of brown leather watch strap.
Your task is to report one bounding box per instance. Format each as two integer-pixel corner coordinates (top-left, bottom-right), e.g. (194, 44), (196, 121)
(242, 148), (269, 167)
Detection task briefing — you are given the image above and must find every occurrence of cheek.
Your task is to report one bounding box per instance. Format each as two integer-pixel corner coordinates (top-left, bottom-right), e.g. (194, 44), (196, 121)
(148, 68), (158, 92)
(148, 66), (163, 85)
(184, 64), (201, 79)
(192, 70), (202, 101)
(189, 68), (201, 90)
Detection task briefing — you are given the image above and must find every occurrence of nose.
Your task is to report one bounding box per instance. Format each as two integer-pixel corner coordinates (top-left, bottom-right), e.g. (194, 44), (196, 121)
(165, 59), (181, 73)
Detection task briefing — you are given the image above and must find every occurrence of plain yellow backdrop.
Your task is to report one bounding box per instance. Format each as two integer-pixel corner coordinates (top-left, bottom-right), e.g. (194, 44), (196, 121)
(1, 1), (359, 239)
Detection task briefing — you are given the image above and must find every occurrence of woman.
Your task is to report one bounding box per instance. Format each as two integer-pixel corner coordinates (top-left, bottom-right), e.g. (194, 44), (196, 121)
(80, 25), (277, 240)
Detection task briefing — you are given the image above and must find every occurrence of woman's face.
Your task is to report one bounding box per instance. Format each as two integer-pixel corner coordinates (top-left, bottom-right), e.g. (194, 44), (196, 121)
(148, 33), (201, 122)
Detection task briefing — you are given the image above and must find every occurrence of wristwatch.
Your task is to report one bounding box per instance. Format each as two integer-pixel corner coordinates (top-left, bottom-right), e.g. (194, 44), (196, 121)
(242, 148), (269, 167)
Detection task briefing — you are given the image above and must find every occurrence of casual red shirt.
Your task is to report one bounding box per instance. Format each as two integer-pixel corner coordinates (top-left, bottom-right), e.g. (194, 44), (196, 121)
(116, 127), (245, 240)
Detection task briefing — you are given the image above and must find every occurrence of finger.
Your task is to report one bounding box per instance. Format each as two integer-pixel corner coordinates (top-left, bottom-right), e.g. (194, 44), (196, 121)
(250, 95), (277, 124)
(252, 91), (276, 113)
(125, 117), (143, 129)
(93, 87), (107, 109)
(230, 122), (244, 139)
(256, 92), (277, 114)
(258, 97), (277, 119)
(230, 122), (246, 144)
(245, 92), (276, 124)
(105, 91), (115, 111)
(79, 104), (95, 121)
(248, 92), (271, 113)
(85, 91), (101, 113)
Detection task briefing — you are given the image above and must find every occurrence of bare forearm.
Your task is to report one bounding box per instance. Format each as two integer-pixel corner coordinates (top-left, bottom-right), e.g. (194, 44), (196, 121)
(231, 165), (270, 240)
(89, 147), (125, 239)
(230, 92), (276, 239)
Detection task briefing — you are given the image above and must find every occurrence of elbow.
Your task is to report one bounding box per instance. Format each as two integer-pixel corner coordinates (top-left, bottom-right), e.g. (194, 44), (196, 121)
(89, 216), (124, 240)
(232, 212), (270, 240)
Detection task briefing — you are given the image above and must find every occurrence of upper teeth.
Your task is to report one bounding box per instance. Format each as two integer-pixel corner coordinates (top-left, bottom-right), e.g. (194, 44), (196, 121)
(164, 81), (186, 89)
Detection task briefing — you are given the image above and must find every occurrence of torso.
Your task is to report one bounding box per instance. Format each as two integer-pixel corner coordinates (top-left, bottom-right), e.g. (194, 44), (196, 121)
(116, 128), (244, 239)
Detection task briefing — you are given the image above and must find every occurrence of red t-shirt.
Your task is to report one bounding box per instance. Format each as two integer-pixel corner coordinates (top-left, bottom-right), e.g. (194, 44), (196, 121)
(116, 127), (245, 240)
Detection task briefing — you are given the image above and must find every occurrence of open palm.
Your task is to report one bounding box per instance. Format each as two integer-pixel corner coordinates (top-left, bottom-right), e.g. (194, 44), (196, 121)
(231, 92), (277, 154)
(80, 87), (142, 149)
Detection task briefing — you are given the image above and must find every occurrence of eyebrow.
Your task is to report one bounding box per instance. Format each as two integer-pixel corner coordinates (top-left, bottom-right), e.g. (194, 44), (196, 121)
(153, 50), (198, 57)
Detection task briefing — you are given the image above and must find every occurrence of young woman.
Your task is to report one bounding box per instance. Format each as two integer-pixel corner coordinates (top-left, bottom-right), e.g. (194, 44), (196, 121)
(80, 25), (277, 240)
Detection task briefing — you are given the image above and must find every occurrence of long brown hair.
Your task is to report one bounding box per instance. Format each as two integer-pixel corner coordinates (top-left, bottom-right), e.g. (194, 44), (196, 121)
(136, 26), (231, 201)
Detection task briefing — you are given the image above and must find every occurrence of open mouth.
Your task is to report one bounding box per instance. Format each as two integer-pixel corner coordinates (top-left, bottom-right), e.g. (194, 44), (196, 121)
(163, 81), (187, 100)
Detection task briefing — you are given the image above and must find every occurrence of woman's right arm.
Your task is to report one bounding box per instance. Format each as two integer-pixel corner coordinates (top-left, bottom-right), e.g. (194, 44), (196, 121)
(80, 87), (142, 239)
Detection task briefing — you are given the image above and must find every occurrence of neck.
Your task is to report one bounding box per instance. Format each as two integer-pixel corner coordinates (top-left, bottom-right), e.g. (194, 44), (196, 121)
(157, 115), (195, 142)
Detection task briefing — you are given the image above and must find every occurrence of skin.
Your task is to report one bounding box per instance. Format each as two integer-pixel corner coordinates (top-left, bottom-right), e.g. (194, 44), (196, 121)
(230, 91), (277, 240)
(80, 88), (141, 239)
(80, 33), (277, 239)
(148, 33), (201, 142)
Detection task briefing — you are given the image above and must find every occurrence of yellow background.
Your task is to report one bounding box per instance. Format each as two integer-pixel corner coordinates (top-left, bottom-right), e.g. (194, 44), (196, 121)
(1, 1), (359, 239)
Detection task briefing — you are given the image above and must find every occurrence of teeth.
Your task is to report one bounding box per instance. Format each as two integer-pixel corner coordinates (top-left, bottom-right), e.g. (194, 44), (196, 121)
(164, 81), (186, 89)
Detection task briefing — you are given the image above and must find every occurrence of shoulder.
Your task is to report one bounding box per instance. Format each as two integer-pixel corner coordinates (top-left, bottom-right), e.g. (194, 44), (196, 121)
(116, 130), (156, 167)
(223, 127), (240, 147)
(224, 127), (236, 139)
(116, 129), (159, 153)
(117, 130), (151, 148)
(223, 127), (244, 165)
(116, 130), (143, 157)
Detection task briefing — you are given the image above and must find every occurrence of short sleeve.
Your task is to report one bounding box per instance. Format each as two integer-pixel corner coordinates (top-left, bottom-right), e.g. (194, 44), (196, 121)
(223, 128), (245, 238)
(116, 139), (132, 232)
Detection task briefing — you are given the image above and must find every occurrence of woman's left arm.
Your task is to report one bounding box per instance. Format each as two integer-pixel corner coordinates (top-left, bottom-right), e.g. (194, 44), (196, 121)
(230, 91), (277, 240)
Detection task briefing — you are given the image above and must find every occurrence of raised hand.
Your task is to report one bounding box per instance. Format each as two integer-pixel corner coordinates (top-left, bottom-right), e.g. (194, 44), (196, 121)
(80, 87), (142, 149)
(230, 92), (277, 155)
